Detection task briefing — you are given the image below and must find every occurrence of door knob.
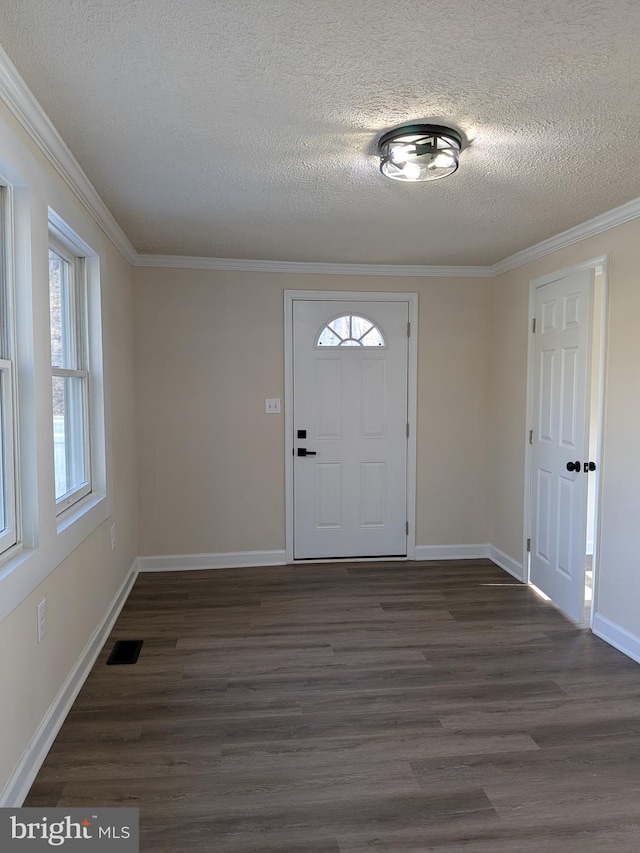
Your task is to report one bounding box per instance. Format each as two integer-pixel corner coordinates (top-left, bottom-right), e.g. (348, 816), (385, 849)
(297, 448), (317, 457)
(583, 461), (597, 472)
(566, 461), (580, 472)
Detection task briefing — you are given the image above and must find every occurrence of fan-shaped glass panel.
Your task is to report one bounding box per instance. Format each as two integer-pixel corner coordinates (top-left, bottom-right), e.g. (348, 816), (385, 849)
(316, 314), (386, 348)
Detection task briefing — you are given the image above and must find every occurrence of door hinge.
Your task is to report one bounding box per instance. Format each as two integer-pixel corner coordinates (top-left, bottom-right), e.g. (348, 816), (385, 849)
(529, 429), (533, 445)
(405, 521), (409, 536)
(406, 423), (410, 438)
(527, 537), (531, 552)
(407, 321), (411, 338)
(532, 318), (536, 334)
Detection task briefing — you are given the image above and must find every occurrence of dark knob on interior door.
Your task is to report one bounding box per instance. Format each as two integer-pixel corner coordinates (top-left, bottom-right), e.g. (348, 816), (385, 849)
(584, 461), (597, 472)
(297, 448), (317, 457)
(566, 461), (581, 472)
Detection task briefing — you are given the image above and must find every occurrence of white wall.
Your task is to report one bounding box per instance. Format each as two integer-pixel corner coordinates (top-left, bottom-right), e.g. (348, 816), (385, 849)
(133, 268), (493, 557)
(0, 103), (137, 801)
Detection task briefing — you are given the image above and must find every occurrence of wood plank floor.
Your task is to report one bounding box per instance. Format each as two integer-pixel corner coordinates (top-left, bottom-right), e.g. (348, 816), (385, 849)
(25, 559), (640, 852)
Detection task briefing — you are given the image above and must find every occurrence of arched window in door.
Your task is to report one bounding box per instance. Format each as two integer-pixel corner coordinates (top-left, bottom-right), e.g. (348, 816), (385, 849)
(316, 314), (386, 348)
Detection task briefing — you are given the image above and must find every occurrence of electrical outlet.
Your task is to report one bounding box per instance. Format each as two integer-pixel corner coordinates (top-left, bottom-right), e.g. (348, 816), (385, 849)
(37, 598), (47, 643)
(110, 523), (116, 552)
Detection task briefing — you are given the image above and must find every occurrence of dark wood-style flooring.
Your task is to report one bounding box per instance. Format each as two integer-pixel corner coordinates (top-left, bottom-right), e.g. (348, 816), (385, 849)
(25, 560), (640, 851)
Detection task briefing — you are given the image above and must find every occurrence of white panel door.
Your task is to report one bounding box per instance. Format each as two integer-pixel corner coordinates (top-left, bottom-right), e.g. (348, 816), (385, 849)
(530, 269), (594, 622)
(293, 300), (408, 559)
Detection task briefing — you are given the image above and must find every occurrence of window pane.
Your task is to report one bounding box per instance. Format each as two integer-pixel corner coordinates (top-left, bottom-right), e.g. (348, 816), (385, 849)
(351, 315), (374, 340)
(316, 314), (387, 348)
(0, 361), (17, 550)
(49, 248), (74, 369)
(328, 316), (350, 339)
(360, 327), (385, 346)
(317, 327), (342, 346)
(52, 374), (88, 501)
(0, 378), (5, 532)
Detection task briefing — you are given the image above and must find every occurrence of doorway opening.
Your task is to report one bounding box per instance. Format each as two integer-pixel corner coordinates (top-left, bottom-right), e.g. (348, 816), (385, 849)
(584, 266), (605, 623)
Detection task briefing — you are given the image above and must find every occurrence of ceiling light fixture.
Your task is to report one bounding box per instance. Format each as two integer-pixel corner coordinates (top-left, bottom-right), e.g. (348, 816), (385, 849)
(378, 124), (463, 182)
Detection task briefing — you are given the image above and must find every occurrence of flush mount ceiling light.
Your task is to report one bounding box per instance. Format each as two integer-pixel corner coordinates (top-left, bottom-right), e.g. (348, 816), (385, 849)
(378, 124), (463, 182)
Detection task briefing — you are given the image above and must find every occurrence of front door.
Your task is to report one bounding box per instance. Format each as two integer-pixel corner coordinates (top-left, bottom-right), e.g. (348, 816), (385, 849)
(292, 299), (409, 559)
(530, 268), (595, 622)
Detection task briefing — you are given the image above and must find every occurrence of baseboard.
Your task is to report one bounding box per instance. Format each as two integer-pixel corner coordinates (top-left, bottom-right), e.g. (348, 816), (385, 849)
(0, 562), (138, 807)
(136, 546), (526, 573)
(487, 545), (525, 581)
(592, 612), (640, 666)
(412, 544), (524, 582)
(136, 550), (287, 572)
(414, 544), (490, 561)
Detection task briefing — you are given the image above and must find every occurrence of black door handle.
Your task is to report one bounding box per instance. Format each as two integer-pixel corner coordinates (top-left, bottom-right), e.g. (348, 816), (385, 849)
(297, 448), (317, 457)
(566, 461), (580, 472)
(583, 461), (597, 472)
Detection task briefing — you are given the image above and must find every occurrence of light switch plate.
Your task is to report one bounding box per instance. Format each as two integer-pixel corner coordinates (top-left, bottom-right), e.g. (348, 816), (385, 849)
(265, 398), (281, 414)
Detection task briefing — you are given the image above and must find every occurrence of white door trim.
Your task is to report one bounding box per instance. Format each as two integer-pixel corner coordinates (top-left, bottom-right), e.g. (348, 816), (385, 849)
(284, 290), (418, 564)
(523, 256), (609, 625)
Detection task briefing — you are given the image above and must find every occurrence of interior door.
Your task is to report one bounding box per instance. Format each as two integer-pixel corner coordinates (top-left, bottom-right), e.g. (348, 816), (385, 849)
(530, 268), (595, 622)
(293, 299), (408, 559)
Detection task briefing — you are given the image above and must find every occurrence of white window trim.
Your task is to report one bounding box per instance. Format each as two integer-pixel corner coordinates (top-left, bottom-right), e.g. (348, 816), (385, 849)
(315, 313), (388, 348)
(46, 210), (108, 537)
(0, 359), (17, 553)
(0, 154), (110, 624)
(49, 238), (92, 514)
(0, 181), (19, 559)
(49, 208), (107, 533)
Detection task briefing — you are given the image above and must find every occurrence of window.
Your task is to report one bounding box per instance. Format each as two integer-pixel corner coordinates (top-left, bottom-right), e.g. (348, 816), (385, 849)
(49, 240), (91, 512)
(316, 314), (386, 348)
(0, 185), (17, 554)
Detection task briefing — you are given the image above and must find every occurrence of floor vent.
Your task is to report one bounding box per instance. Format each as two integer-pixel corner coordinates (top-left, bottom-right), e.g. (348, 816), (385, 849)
(107, 640), (143, 665)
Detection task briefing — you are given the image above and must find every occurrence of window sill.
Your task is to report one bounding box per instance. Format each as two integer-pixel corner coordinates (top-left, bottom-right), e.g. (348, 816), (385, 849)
(56, 491), (105, 536)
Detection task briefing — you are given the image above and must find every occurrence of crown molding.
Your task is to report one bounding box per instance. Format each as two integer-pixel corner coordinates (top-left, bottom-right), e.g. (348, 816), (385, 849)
(0, 44), (137, 264)
(134, 195), (640, 277)
(492, 196), (640, 276)
(133, 254), (494, 277)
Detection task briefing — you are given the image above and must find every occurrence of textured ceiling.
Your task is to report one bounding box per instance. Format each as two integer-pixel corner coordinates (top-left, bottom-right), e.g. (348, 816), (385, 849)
(1, 0), (640, 265)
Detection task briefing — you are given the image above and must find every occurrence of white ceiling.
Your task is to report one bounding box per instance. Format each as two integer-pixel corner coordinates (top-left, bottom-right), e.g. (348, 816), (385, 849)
(1, 0), (639, 266)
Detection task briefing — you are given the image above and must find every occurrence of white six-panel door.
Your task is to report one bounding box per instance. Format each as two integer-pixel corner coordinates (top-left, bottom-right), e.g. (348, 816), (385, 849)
(293, 299), (409, 559)
(530, 268), (594, 622)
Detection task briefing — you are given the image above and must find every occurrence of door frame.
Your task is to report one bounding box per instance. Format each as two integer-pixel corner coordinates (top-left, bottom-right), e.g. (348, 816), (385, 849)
(284, 290), (418, 564)
(523, 256), (609, 624)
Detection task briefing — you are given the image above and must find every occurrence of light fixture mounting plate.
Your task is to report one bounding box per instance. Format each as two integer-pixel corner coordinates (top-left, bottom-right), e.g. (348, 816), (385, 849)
(378, 124), (463, 150)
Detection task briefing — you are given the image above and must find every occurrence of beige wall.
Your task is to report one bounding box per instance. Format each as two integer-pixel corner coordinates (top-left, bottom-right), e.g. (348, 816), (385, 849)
(134, 268), (493, 556)
(0, 105), (137, 799)
(489, 217), (640, 638)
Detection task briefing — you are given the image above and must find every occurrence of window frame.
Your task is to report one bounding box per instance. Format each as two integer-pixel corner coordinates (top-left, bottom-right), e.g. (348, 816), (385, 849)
(0, 141), (111, 622)
(0, 183), (18, 556)
(48, 235), (92, 514)
(315, 313), (388, 348)
(0, 358), (17, 553)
